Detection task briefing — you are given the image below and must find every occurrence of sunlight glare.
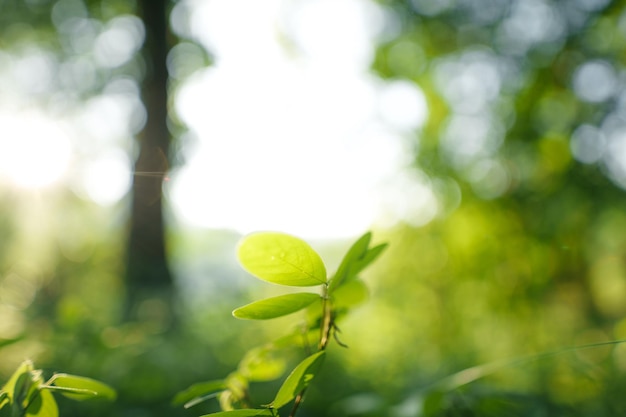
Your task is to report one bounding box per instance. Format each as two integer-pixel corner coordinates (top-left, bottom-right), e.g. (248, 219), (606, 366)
(0, 110), (72, 189)
(172, 0), (429, 239)
(75, 149), (132, 206)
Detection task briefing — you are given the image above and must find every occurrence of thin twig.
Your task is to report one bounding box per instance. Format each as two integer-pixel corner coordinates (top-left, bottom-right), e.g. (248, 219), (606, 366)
(288, 388), (307, 417)
(290, 285), (333, 417)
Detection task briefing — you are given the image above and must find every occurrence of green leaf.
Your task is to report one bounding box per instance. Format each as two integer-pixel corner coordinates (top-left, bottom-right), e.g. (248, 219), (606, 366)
(328, 232), (371, 293)
(0, 336), (23, 350)
(237, 232), (327, 287)
(49, 374), (116, 401)
(0, 391), (8, 409)
(2, 360), (34, 403)
(328, 232), (387, 293)
(200, 410), (273, 417)
(273, 351), (325, 409)
(233, 293), (321, 320)
(331, 279), (369, 310)
(271, 329), (319, 349)
(238, 347), (287, 382)
(25, 389), (58, 417)
(422, 391), (445, 417)
(220, 373), (249, 410)
(355, 243), (387, 273)
(172, 380), (226, 407)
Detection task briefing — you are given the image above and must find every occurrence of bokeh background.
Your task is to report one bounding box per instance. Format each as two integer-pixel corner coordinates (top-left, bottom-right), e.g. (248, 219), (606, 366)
(2, 0), (626, 416)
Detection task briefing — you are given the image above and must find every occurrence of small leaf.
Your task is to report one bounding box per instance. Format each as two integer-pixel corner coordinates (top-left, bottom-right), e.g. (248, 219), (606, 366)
(273, 351), (325, 409)
(200, 410), (273, 417)
(332, 279), (369, 310)
(329, 233), (387, 293)
(272, 329), (319, 349)
(2, 360), (34, 403)
(238, 232), (327, 287)
(0, 336), (23, 350)
(172, 380), (225, 407)
(49, 374), (116, 401)
(238, 348), (287, 382)
(0, 390), (8, 409)
(328, 232), (371, 293)
(355, 243), (387, 273)
(25, 389), (58, 417)
(223, 372), (248, 404)
(233, 293), (321, 320)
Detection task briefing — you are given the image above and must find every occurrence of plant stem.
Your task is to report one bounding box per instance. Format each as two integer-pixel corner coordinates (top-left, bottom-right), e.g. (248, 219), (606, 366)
(318, 286), (332, 351)
(290, 285), (332, 417)
(288, 388), (307, 417)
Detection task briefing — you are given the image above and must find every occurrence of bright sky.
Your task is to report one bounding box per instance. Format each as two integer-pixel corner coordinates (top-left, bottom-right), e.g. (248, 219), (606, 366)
(0, 0), (432, 240)
(168, 0), (430, 238)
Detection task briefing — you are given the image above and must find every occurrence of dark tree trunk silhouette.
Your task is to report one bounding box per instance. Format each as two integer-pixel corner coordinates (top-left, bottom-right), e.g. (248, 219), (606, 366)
(125, 0), (174, 321)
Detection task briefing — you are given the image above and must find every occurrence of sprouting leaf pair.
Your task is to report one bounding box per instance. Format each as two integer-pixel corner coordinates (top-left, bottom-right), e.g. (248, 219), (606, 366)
(0, 360), (116, 417)
(176, 231), (386, 417)
(234, 231), (387, 321)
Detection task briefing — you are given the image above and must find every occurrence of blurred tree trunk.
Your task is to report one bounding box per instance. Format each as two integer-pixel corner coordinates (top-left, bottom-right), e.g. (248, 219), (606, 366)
(125, 0), (174, 322)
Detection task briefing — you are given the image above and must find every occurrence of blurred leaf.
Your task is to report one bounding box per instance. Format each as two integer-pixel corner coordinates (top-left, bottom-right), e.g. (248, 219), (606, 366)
(273, 351), (325, 409)
(331, 279), (369, 315)
(233, 293), (321, 320)
(0, 391), (8, 410)
(422, 391), (445, 417)
(218, 390), (236, 412)
(0, 336), (24, 349)
(48, 374), (116, 401)
(272, 328), (319, 349)
(237, 232), (327, 287)
(238, 347), (287, 382)
(200, 409), (273, 417)
(172, 380), (225, 407)
(224, 373), (248, 401)
(25, 389), (57, 417)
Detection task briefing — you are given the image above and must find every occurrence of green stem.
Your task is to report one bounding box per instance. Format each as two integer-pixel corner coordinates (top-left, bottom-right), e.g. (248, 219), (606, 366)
(290, 285), (332, 417)
(318, 286), (332, 351)
(288, 389), (307, 417)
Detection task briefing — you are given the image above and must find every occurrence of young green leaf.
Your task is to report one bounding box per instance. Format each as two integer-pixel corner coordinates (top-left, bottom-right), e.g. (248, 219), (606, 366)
(331, 278), (369, 310)
(48, 374), (116, 401)
(172, 380), (226, 407)
(25, 389), (58, 417)
(354, 243), (387, 273)
(271, 328), (320, 350)
(0, 390), (8, 410)
(223, 372), (248, 405)
(200, 410), (274, 417)
(328, 232), (371, 293)
(2, 360), (34, 404)
(233, 293), (321, 320)
(272, 351), (326, 409)
(328, 232), (387, 293)
(237, 232), (327, 287)
(238, 347), (287, 382)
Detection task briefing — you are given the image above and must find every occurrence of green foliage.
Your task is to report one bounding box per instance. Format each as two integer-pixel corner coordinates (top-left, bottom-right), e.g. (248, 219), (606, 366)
(327, 232), (387, 293)
(237, 232), (327, 287)
(232, 293), (321, 320)
(172, 381), (226, 408)
(203, 410), (274, 417)
(175, 231), (386, 417)
(0, 360), (115, 417)
(272, 352), (325, 410)
(47, 374), (116, 401)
